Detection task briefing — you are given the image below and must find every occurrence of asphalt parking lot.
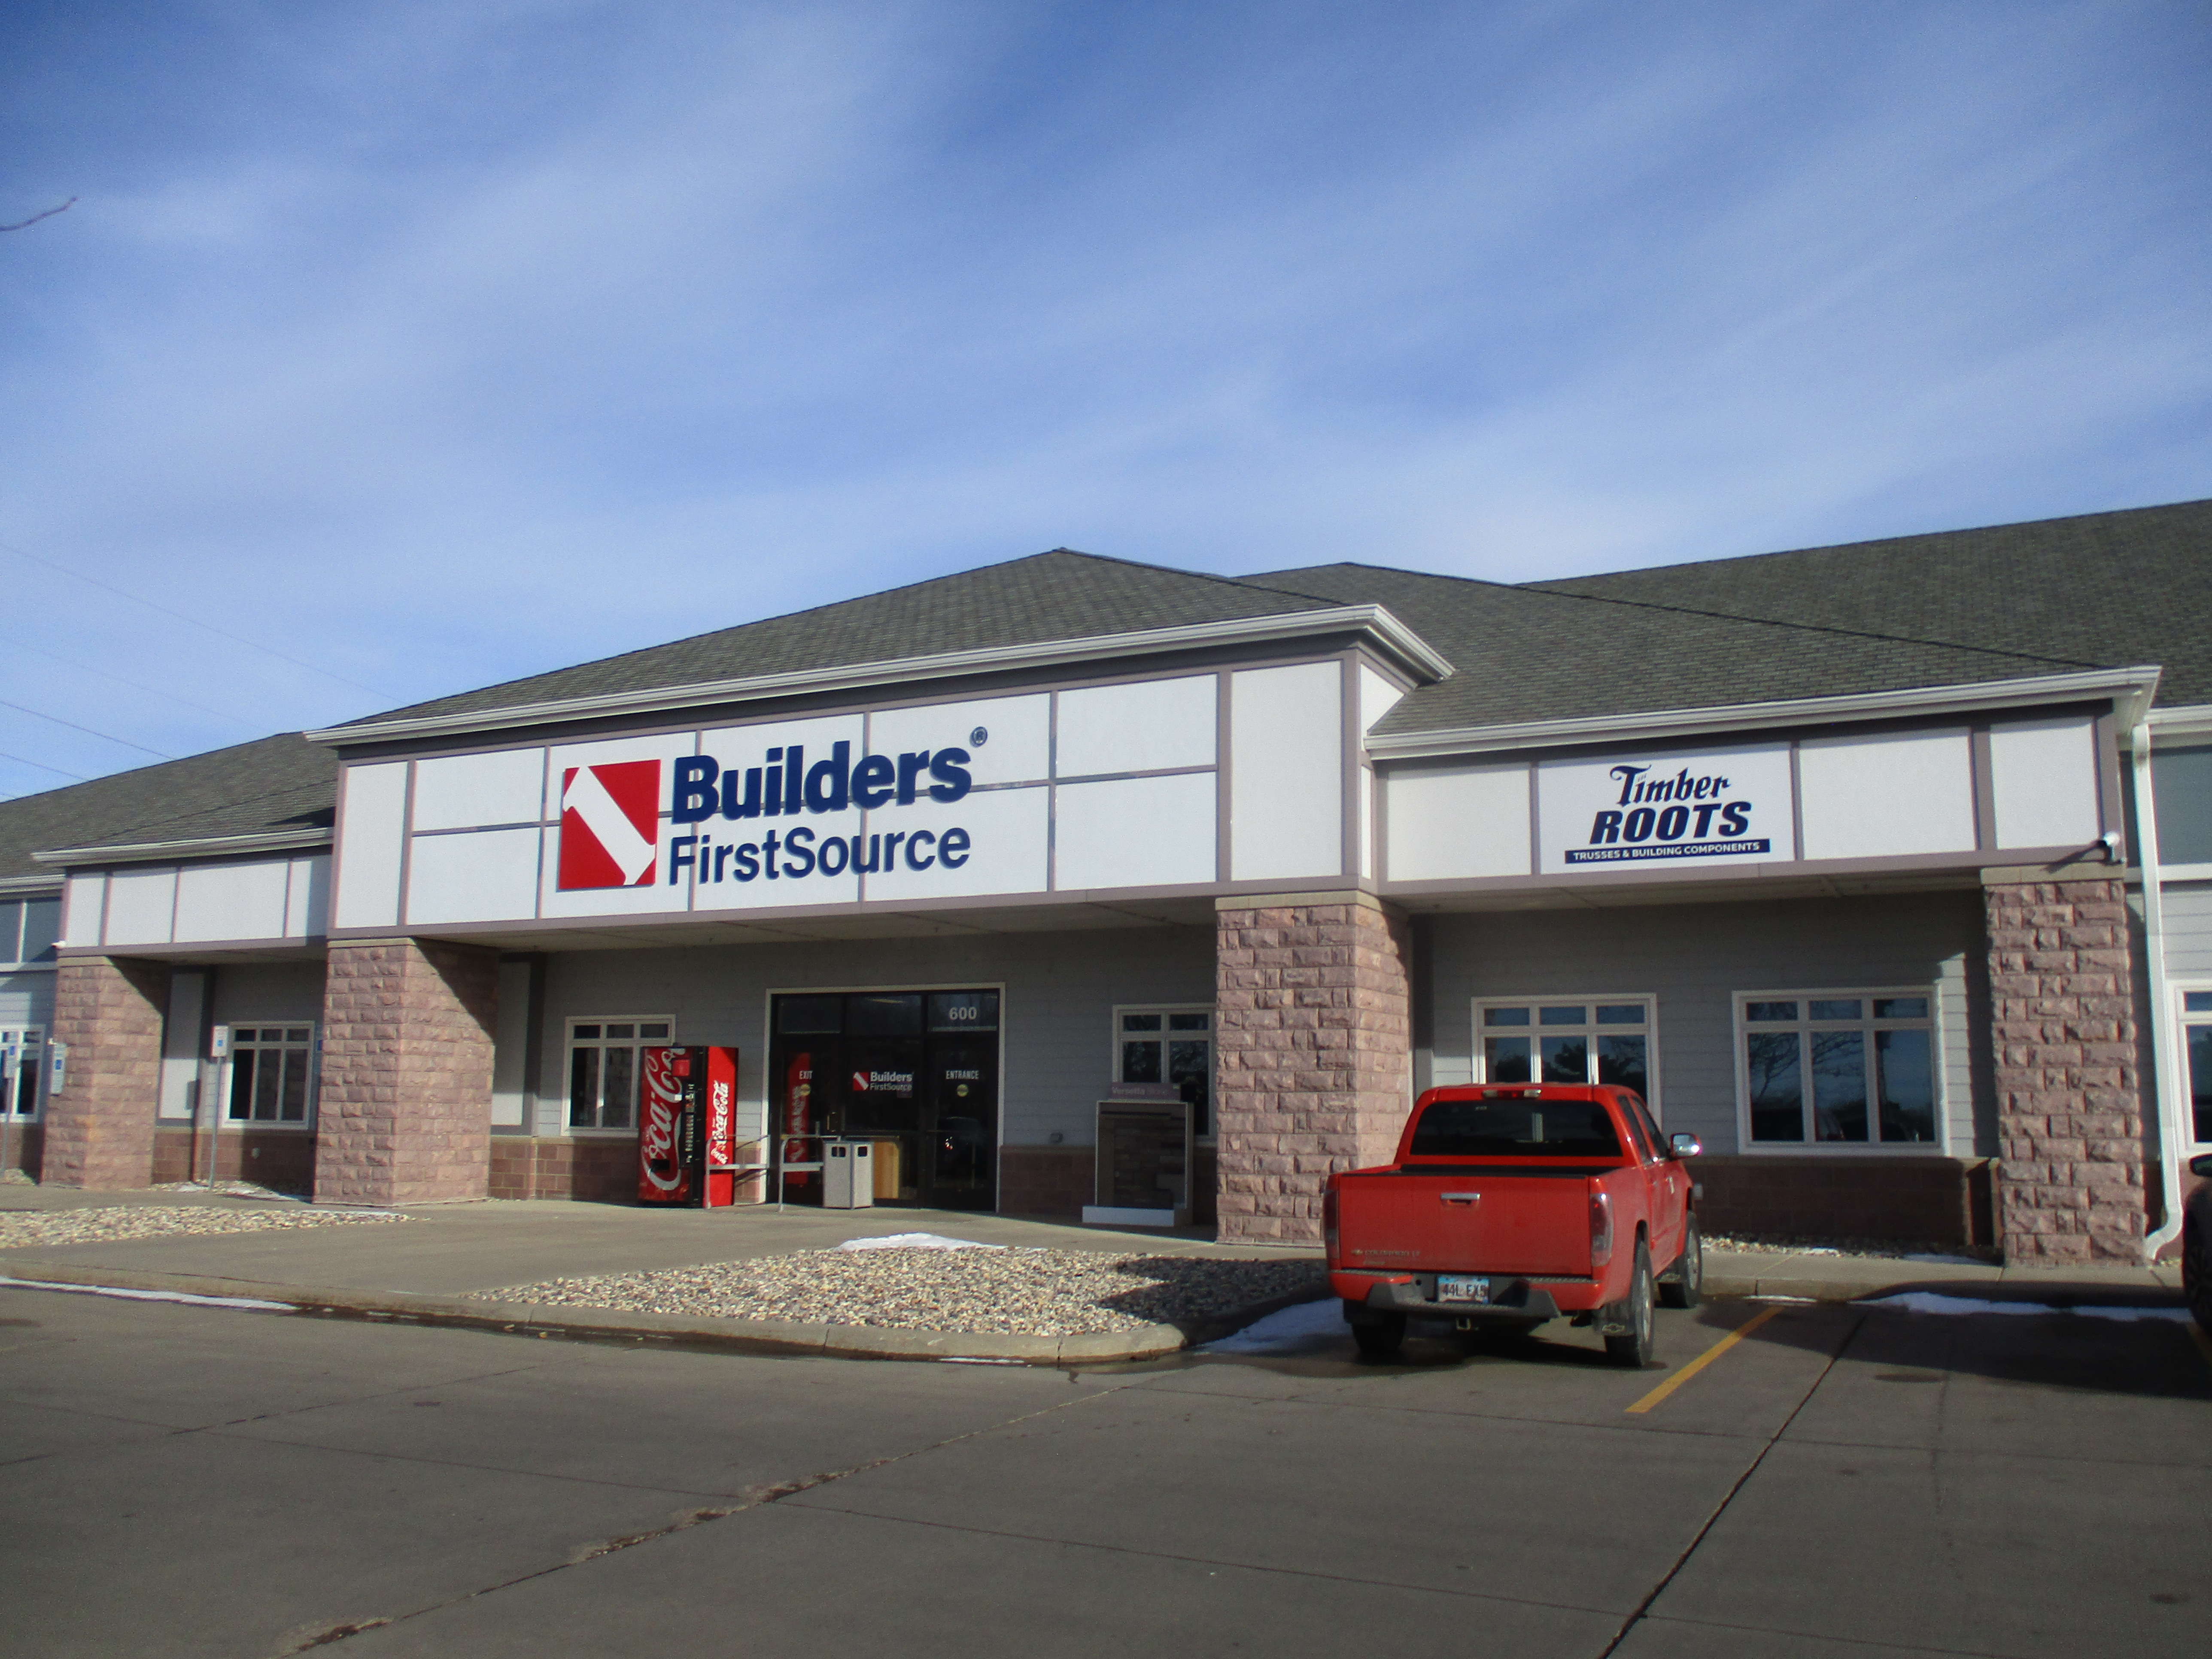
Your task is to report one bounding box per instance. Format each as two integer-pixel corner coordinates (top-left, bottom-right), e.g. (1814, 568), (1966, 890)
(3, 1283), (2206, 1659)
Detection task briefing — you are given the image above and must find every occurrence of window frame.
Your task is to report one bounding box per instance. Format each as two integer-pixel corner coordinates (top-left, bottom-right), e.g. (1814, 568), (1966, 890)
(0, 1026), (45, 1121)
(2176, 981), (2212, 1151)
(1731, 986), (1945, 1155)
(0, 897), (61, 971)
(565, 1015), (674, 1134)
(1112, 1003), (1217, 1141)
(1471, 995), (1662, 1120)
(219, 1024), (320, 1130)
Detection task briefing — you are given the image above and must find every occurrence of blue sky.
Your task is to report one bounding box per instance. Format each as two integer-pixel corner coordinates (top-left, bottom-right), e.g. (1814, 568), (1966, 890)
(2, 1), (2207, 794)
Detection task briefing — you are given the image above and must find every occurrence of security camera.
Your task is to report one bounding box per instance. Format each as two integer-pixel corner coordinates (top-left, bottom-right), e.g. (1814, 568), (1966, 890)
(2098, 829), (2122, 862)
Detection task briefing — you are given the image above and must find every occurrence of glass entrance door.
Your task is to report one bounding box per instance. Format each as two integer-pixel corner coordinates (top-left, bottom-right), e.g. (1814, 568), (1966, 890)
(769, 988), (999, 1211)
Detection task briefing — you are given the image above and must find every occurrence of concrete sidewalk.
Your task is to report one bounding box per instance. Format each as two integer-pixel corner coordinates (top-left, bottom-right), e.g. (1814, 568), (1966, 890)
(0, 1187), (2187, 1362)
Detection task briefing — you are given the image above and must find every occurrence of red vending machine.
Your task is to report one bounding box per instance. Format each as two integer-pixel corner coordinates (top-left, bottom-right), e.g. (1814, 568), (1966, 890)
(637, 1045), (741, 1207)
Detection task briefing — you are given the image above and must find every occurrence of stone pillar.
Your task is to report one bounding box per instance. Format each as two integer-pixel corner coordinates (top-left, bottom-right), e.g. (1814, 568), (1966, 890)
(314, 938), (498, 1206)
(43, 956), (172, 1190)
(1214, 892), (1413, 1245)
(1984, 875), (2148, 1264)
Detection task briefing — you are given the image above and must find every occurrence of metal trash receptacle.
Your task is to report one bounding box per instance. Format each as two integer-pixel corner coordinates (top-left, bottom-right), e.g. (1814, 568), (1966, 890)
(823, 1139), (876, 1209)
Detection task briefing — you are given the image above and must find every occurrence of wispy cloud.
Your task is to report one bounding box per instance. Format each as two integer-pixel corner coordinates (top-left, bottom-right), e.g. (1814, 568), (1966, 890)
(2, 1), (2205, 791)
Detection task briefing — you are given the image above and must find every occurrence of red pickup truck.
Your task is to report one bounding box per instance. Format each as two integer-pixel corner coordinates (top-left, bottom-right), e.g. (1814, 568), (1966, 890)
(1324, 1084), (1703, 1366)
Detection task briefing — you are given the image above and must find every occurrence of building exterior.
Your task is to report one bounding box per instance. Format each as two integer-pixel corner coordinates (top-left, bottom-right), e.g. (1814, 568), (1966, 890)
(7, 500), (2209, 1264)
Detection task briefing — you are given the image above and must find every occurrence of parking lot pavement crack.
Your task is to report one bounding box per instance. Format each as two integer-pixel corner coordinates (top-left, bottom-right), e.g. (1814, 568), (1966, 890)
(764, 1500), (1628, 1620)
(1594, 1309), (1867, 1659)
(286, 1370), (1154, 1648)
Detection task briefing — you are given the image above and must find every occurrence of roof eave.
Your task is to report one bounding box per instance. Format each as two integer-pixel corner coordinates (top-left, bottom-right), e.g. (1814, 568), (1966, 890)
(32, 828), (334, 870)
(1364, 665), (2163, 760)
(305, 606), (1454, 748)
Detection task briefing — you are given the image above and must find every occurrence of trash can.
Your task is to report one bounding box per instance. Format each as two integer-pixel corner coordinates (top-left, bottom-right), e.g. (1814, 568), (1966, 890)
(823, 1139), (875, 1209)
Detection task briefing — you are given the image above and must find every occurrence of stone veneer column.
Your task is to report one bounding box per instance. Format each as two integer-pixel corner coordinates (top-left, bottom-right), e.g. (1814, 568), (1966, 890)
(42, 956), (172, 1190)
(315, 939), (499, 1205)
(1214, 891), (1413, 1246)
(1984, 875), (2148, 1264)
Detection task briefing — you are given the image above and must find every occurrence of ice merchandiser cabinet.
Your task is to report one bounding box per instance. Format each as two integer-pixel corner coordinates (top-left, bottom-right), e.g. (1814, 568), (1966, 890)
(637, 1045), (742, 1207)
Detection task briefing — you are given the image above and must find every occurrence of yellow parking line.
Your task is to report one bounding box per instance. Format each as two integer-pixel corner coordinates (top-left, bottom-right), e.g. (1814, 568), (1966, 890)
(1626, 1304), (1784, 1415)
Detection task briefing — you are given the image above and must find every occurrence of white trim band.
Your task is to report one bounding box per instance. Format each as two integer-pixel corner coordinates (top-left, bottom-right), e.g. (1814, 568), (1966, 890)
(33, 829), (334, 868)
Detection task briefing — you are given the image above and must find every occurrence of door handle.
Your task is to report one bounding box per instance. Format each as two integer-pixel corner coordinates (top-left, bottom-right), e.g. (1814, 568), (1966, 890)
(1440, 1192), (1481, 1205)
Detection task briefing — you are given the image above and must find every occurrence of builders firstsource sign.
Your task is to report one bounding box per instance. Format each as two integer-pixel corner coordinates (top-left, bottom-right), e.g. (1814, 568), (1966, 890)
(559, 739), (978, 891)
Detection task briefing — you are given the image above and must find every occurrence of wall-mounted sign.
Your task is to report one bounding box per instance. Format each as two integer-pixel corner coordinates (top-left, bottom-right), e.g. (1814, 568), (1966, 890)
(1537, 744), (1794, 875)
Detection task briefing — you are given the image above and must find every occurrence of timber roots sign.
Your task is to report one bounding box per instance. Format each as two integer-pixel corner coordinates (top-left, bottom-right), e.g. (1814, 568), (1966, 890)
(1538, 744), (1793, 874)
(557, 741), (976, 891)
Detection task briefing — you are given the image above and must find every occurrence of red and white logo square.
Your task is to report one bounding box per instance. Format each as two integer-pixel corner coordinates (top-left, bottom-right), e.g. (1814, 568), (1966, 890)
(557, 760), (662, 889)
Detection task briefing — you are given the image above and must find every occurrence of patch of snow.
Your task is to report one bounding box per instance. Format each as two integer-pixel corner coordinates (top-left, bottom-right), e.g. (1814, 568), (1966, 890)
(1201, 1297), (1344, 1355)
(1860, 1290), (2192, 1322)
(1901, 1254), (1988, 1267)
(940, 1356), (1027, 1364)
(0, 1275), (293, 1312)
(837, 1232), (1005, 1251)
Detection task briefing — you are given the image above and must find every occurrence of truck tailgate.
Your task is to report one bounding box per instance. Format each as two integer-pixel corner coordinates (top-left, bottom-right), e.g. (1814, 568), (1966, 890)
(1339, 1169), (1595, 1277)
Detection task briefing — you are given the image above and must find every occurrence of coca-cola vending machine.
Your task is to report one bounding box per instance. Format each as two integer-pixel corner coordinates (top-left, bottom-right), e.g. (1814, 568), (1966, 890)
(637, 1045), (741, 1207)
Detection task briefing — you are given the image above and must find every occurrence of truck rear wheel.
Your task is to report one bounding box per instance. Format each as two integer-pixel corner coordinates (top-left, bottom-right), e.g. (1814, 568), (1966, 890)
(1604, 1243), (1655, 1368)
(1659, 1213), (1703, 1310)
(1352, 1313), (1406, 1358)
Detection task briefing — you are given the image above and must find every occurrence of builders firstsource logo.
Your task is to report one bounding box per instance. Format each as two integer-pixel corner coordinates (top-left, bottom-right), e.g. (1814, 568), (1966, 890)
(558, 761), (663, 888)
(557, 740), (979, 892)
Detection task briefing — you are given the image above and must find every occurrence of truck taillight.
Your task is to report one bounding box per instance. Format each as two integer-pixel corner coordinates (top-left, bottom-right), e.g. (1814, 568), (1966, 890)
(1323, 1186), (1340, 1264)
(1589, 1191), (1613, 1267)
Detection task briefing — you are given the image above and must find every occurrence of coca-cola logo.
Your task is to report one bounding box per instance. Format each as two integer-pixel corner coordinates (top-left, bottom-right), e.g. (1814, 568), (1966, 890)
(640, 1051), (685, 1192)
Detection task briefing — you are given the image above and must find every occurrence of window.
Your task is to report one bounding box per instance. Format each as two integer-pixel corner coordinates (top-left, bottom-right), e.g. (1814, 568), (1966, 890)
(2183, 989), (2212, 1147)
(568, 1018), (672, 1130)
(1476, 999), (1656, 1109)
(1737, 992), (1938, 1147)
(0, 1027), (43, 1120)
(226, 1027), (316, 1124)
(0, 900), (59, 967)
(1116, 1006), (1214, 1136)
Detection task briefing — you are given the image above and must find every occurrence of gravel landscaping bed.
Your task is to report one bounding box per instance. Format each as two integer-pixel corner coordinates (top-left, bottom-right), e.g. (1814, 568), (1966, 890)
(477, 1246), (1327, 1336)
(0, 1205), (408, 1250)
(1707, 1232), (1998, 1262)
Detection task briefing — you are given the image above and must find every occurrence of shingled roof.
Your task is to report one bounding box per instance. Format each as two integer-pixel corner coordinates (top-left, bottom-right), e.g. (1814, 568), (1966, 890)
(0, 734), (336, 882)
(330, 549), (1344, 729)
(1245, 498), (2209, 737)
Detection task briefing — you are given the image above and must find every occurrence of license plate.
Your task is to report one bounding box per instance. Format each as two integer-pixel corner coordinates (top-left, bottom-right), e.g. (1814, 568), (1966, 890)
(1437, 1275), (1490, 1304)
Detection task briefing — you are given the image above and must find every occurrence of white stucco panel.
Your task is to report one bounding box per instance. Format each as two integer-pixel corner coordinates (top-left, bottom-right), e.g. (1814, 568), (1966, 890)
(285, 855), (330, 938)
(1799, 728), (1976, 861)
(860, 784), (1050, 902)
(1056, 675), (1217, 778)
(408, 828), (543, 925)
(412, 747), (547, 832)
(1386, 763), (1533, 881)
(61, 874), (106, 948)
(870, 695), (1049, 789)
(173, 859), (290, 942)
(1229, 662), (1343, 881)
(1989, 715), (2101, 850)
(103, 867), (178, 946)
(1055, 773), (1217, 891)
(333, 762), (408, 929)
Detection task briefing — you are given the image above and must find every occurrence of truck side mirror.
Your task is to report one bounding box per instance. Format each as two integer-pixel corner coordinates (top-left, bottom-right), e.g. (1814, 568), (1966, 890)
(2190, 1152), (2212, 1179)
(1669, 1132), (1702, 1159)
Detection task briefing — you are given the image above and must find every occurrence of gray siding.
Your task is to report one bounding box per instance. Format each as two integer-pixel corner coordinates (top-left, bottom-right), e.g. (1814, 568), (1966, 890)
(0, 969), (55, 1030)
(2158, 881), (2212, 975)
(535, 925), (1214, 1149)
(210, 962), (328, 1027)
(1424, 893), (1988, 1156)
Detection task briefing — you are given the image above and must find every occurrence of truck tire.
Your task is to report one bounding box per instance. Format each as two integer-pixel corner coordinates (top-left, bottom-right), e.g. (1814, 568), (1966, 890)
(2185, 1210), (2212, 1335)
(1604, 1242), (1655, 1368)
(1352, 1313), (1407, 1358)
(1659, 1213), (1703, 1310)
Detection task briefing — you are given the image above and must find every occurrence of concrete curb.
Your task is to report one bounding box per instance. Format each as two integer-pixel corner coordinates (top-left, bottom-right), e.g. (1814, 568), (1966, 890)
(0, 1259), (1328, 1366)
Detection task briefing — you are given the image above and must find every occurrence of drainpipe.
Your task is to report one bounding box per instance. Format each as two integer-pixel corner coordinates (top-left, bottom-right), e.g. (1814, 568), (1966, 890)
(2133, 723), (2186, 1259)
